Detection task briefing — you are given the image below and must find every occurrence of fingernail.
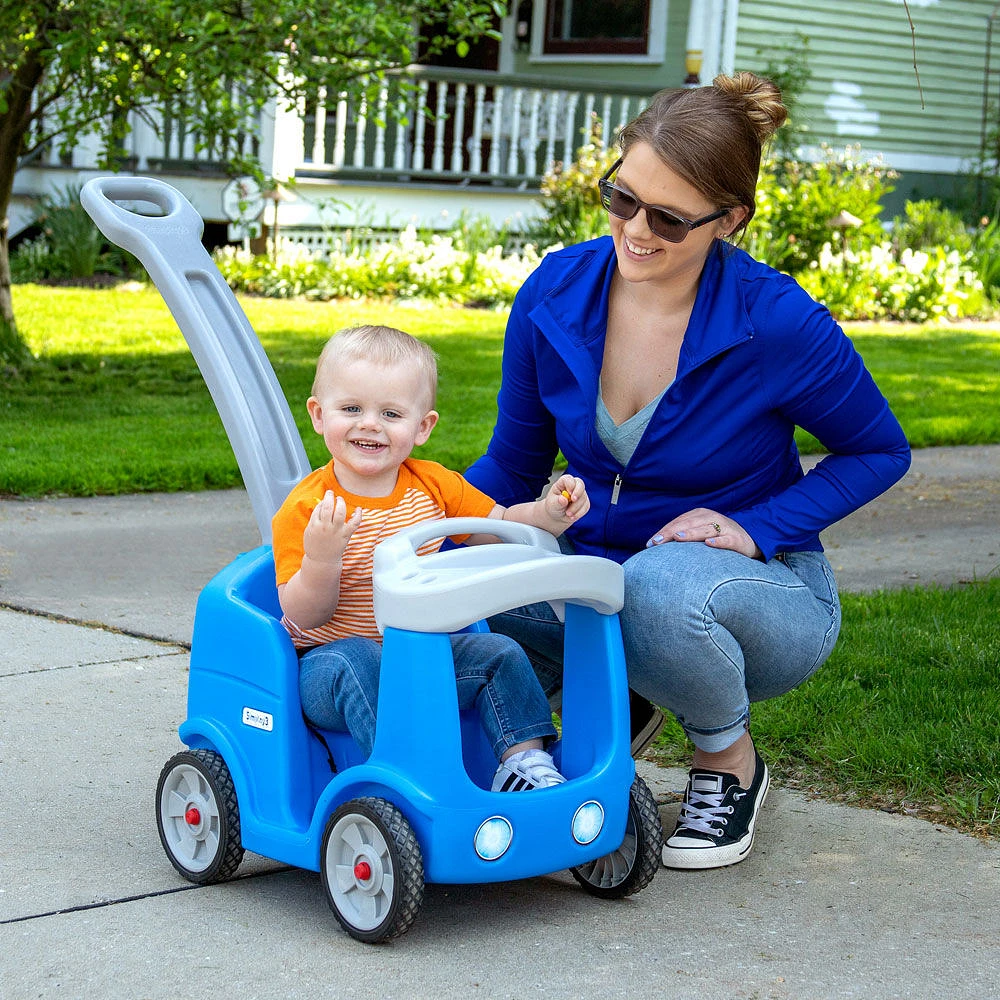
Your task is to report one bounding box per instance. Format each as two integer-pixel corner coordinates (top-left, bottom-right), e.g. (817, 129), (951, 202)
(676, 531), (686, 539)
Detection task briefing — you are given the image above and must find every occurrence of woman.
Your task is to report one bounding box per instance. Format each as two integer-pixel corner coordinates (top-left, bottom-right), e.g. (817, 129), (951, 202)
(464, 72), (911, 870)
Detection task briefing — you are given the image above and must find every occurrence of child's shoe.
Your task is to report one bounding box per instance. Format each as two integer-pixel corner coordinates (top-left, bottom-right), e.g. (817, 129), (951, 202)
(491, 749), (566, 792)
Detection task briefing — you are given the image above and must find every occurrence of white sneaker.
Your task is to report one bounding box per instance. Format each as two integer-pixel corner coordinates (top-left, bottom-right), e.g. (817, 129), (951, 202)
(491, 749), (566, 792)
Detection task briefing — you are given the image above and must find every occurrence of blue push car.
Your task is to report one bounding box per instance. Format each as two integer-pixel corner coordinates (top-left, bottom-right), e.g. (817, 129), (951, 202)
(82, 177), (663, 943)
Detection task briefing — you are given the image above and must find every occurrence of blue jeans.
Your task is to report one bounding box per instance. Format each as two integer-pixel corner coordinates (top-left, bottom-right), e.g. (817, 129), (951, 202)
(488, 544), (841, 754)
(298, 632), (557, 760)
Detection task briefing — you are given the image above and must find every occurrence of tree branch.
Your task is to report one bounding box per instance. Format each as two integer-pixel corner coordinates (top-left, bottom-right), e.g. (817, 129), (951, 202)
(902, 0), (925, 110)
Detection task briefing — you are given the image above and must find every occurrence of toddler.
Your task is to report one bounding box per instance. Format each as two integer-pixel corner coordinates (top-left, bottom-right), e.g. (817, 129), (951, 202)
(272, 325), (590, 791)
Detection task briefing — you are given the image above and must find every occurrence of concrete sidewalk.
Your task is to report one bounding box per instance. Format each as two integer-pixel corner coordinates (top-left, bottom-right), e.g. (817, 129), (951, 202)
(2, 445), (999, 999)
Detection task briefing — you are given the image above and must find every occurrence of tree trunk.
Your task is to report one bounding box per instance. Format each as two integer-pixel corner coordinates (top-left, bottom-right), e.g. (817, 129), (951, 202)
(0, 45), (46, 366)
(0, 204), (30, 367)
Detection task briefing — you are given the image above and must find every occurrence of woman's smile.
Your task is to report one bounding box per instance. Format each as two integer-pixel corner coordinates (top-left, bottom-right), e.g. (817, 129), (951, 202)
(623, 236), (659, 258)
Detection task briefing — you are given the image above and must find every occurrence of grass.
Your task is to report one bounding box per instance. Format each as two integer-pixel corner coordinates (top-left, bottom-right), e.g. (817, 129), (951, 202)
(5, 284), (1000, 839)
(4, 285), (1000, 497)
(646, 577), (1000, 840)
(4, 286), (510, 496)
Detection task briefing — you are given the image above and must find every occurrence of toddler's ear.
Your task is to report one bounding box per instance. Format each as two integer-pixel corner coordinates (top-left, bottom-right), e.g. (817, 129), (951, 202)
(415, 409), (439, 445)
(306, 396), (325, 433)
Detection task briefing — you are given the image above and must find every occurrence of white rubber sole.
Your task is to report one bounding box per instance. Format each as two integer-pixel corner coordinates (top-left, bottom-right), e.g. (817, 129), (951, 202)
(661, 765), (770, 870)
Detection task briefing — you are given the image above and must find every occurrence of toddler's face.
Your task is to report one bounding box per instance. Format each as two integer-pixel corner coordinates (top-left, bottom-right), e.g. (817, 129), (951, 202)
(307, 357), (438, 496)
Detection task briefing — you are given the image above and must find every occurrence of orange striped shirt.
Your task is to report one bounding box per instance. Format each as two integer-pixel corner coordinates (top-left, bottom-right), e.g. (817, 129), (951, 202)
(272, 458), (496, 649)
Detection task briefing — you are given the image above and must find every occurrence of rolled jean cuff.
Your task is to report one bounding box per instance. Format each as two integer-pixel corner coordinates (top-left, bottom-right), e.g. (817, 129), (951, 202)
(681, 710), (750, 754)
(492, 721), (558, 759)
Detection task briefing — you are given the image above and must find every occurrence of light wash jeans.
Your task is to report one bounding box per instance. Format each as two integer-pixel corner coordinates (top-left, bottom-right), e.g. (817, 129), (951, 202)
(487, 543), (841, 753)
(298, 632), (557, 760)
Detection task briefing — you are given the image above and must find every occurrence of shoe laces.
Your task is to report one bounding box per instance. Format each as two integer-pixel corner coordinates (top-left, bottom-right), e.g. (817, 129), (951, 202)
(676, 787), (734, 836)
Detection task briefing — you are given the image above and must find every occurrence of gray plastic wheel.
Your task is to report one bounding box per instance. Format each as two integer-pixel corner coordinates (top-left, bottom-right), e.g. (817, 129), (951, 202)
(570, 775), (662, 899)
(321, 797), (424, 943)
(156, 749), (244, 884)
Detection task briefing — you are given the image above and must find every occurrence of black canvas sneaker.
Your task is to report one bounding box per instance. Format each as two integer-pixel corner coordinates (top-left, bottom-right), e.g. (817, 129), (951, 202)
(661, 749), (769, 869)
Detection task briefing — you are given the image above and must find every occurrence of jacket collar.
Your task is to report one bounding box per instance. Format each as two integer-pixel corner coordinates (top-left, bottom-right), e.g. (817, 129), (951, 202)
(528, 237), (755, 381)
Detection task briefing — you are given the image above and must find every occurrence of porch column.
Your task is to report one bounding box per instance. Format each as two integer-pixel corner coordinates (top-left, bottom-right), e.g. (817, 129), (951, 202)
(685, 0), (705, 87)
(261, 72), (305, 182)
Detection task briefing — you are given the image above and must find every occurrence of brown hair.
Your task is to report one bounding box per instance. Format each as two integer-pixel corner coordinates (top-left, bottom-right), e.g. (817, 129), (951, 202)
(617, 71), (787, 239)
(312, 325), (438, 405)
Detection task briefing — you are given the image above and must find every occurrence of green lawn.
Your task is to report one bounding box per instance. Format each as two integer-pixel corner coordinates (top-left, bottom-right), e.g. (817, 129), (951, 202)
(5, 284), (999, 840)
(646, 578), (1000, 840)
(5, 285), (1000, 498)
(5, 286), (510, 495)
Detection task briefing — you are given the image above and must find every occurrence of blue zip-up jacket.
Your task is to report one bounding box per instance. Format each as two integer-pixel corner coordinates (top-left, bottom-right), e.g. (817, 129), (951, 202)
(465, 237), (911, 564)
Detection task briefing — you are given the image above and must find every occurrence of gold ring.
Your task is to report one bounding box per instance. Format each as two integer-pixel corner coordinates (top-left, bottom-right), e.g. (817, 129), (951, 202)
(712, 522), (722, 535)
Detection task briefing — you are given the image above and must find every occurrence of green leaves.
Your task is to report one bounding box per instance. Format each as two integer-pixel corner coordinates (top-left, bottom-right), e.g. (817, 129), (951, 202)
(0, 0), (506, 353)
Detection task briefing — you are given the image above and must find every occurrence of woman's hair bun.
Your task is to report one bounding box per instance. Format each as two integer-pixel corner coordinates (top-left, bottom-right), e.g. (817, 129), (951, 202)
(712, 71), (788, 143)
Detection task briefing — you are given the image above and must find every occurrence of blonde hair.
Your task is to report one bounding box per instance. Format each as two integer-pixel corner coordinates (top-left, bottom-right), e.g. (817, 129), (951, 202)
(617, 71), (787, 238)
(312, 325), (438, 405)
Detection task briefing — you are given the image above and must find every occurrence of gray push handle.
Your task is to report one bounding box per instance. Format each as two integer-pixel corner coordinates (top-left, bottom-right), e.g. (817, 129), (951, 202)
(373, 517), (624, 633)
(80, 176), (310, 544)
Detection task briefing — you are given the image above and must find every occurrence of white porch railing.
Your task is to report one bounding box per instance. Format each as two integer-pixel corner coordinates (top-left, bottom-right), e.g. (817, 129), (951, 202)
(297, 66), (656, 186)
(24, 66), (654, 186)
(13, 66), (659, 238)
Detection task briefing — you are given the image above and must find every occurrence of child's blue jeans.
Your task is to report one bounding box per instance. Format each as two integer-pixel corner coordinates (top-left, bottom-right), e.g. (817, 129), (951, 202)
(486, 544), (841, 754)
(298, 632), (557, 760)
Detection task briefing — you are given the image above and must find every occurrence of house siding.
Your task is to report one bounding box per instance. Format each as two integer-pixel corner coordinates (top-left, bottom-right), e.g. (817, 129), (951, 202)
(734, 0), (992, 175)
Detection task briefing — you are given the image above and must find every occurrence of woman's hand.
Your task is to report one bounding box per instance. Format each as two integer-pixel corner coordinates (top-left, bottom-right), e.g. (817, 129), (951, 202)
(645, 507), (763, 560)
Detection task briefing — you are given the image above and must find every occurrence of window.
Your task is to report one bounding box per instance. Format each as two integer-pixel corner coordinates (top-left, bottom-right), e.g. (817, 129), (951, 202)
(543, 0), (650, 56)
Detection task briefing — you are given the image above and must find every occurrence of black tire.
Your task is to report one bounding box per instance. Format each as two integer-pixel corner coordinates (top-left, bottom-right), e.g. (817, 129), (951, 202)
(155, 748), (245, 884)
(321, 797), (424, 943)
(570, 775), (662, 899)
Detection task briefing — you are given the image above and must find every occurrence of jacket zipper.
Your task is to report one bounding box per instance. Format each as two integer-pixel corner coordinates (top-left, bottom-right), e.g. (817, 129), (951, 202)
(611, 474), (623, 505)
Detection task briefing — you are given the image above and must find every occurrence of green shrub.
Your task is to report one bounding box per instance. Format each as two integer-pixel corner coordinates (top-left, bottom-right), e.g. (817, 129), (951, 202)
(752, 31), (813, 160)
(11, 184), (144, 282)
(213, 227), (543, 308)
(38, 187), (107, 277)
(797, 242), (986, 321)
(892, 199), (972, 254)
(9, 236), (56, 283)
(751, 145), (897, 275)
(525, 131), (617, 248)
(210, 138), (992, 322)
(971, 215), (1000, 303)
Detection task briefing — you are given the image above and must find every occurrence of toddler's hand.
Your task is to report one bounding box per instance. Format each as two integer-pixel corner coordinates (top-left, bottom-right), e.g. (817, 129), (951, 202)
(545, 475), (589, 523)
(303, 490), (362, 565)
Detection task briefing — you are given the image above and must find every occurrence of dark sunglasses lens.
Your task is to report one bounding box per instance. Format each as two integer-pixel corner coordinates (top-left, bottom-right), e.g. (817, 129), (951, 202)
(647, 209), (688, 243)
(607, 186), (639, 220)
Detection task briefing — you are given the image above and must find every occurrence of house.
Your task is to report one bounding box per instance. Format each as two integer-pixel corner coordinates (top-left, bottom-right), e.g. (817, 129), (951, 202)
(10, 0), (995, 247)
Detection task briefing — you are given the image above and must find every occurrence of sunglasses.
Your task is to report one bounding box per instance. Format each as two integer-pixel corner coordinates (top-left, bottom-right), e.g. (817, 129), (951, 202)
(598, 158), (732, 243)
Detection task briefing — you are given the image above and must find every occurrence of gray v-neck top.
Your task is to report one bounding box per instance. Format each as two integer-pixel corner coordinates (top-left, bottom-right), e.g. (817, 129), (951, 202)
(595, 383), (670, 467)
